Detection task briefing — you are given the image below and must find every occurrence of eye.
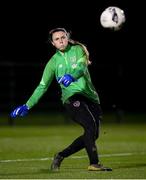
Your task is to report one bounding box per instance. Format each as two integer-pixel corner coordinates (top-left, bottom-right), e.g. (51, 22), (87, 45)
(55, 37), (59, 41)
(62, 35), (67, 39)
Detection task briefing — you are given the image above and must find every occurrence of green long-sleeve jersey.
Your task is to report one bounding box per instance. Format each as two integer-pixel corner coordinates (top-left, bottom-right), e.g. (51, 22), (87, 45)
(26, 44), (100, 109)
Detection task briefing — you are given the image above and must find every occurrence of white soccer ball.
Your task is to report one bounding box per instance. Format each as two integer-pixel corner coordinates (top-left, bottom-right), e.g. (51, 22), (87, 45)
(100, 6), (126, 31)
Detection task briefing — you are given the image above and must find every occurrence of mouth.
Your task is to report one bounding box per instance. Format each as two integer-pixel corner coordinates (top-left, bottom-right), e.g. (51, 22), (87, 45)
(59, 45), (65, 50)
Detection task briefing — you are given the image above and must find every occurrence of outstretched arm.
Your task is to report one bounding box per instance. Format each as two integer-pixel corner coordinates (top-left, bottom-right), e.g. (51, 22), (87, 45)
(10, 59), (55, 118)
(26, 60), (55, 109)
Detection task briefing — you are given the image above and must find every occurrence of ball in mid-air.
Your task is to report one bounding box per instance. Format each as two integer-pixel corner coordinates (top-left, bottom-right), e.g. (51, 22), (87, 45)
(100, 6), (126, 31)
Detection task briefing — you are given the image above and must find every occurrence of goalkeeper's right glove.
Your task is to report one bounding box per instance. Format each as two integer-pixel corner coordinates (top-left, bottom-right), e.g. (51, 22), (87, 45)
(10, 104), (29, 118)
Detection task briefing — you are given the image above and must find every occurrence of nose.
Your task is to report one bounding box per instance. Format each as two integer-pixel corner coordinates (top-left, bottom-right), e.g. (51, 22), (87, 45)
(59, 38), (63, 44)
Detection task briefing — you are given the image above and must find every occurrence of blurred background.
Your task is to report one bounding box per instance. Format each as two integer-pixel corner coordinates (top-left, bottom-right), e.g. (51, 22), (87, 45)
(0, 0), (145, 125)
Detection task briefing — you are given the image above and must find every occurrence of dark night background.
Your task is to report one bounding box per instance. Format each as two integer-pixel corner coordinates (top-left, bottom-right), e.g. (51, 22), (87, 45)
(0, 0), (145, 114)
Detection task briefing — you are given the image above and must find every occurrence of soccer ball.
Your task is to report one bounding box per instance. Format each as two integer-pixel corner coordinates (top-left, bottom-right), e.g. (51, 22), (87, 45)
(100, 6), (126, 31)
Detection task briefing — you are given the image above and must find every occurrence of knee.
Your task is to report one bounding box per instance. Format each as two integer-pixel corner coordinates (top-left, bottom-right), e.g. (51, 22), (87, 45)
(84, 126), (98, 140)
(95, 130), (99, 139)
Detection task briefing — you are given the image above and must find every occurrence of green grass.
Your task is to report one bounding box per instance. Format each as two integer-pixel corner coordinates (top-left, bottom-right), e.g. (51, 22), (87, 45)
(2, 111), (146, 126)
(0, 121), (146, 178)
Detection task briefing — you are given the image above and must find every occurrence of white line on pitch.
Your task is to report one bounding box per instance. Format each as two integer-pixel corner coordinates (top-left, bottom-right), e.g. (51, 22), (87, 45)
(0, 152), (145, 163)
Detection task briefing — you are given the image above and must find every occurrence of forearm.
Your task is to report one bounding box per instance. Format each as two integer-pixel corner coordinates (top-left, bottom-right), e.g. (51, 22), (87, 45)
(26, 84), (48, 109)
(26, 59), (55, 109)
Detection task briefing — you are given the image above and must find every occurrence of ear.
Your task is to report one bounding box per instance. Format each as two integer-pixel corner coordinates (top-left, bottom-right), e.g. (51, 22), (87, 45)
(67, 32), (70, 39)
(51, 41), (55, 46)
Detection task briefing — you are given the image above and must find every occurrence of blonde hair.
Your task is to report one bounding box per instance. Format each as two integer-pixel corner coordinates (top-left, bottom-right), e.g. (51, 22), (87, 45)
(49, 28), (91, 65)
(69, 39), (92, 65)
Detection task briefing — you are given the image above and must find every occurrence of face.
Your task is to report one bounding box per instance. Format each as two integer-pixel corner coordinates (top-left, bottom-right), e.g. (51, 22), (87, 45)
(51, 31), (69, 51)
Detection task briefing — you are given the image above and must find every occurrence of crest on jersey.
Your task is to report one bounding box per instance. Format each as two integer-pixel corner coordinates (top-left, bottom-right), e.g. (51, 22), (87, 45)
(72, 64), (77, 69)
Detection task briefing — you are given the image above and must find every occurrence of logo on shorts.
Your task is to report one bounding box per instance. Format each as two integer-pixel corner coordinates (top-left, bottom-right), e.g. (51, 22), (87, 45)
(73, 101), (80, 107)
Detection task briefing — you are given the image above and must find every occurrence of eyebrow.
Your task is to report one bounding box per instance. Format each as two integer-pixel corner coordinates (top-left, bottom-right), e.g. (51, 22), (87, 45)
(54, 35), (66, 41)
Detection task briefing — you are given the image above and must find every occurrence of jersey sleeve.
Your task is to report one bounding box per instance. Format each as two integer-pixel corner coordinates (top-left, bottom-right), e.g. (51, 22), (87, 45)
(26, 58), (55, 109)
(71, 45), (88, 79)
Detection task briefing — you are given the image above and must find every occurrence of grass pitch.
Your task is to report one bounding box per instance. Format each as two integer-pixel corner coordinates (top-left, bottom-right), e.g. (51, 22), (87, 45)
(0, 115), (146, 179)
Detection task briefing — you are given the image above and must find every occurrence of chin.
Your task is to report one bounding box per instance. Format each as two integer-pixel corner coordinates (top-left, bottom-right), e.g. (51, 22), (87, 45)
(59, 47), (66, 51)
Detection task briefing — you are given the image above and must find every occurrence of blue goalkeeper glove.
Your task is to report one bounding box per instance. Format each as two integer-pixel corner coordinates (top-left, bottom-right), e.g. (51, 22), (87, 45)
(58, 74), (75, 87)
(10, 104), (29, 118)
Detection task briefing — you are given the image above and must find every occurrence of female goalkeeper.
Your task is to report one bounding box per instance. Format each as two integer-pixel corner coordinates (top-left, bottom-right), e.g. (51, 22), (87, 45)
(10, 27), (112, 172)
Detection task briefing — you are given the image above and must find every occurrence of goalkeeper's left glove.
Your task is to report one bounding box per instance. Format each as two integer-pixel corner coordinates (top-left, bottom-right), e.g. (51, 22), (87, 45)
(58, 74), (75, 87)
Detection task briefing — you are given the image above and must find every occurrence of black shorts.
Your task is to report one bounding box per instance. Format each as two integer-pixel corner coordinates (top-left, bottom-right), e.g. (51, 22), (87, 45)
(64, 94), (102, 136)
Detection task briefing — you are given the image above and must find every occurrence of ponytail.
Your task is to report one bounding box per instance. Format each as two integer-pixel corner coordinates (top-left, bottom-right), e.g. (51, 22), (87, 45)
(69, 39), (92, 65)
